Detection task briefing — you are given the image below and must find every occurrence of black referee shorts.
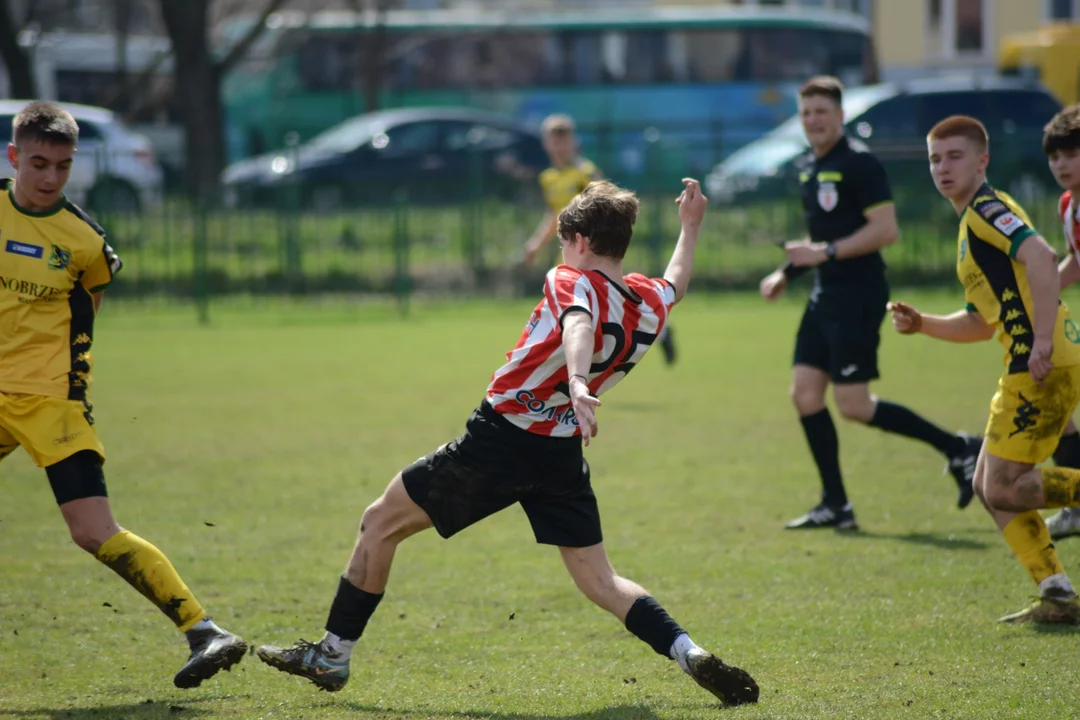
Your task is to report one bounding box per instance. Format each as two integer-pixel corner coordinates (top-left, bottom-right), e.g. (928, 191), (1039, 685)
(793, 294), (887, 384)
(401, 400), (602, 548)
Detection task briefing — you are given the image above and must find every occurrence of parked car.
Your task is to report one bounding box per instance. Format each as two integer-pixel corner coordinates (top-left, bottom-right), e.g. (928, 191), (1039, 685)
(0, 100), (164, 212)
(221, 107), (550, 210)
(705, 76), (1063, 207)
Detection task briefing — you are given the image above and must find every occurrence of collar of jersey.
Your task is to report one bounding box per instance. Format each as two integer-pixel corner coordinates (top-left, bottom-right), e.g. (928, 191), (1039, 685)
(591, 269), (643, 303)
(814, 135), (849, 164)
(7, 182), (66, 218)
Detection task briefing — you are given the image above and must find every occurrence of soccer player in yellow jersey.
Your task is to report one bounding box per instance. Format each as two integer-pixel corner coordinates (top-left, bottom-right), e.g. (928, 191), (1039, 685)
(524, 114), (677, 364)
(889, 115), (1080, 623)
(0, 102), (247, 684)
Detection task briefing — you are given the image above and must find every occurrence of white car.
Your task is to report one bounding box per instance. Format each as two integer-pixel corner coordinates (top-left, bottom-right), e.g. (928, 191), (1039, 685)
(0, 100), (164, 212)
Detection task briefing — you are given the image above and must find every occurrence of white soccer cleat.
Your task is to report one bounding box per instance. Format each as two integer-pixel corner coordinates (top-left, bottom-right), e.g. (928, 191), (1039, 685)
(1046, 508), (1080, 540)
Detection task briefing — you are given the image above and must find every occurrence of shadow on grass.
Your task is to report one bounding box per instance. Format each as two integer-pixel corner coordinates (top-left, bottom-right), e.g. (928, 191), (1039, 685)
(1, 697), (233, 719)
(836, 529), (991, 551)
(335, 702), (721, 719)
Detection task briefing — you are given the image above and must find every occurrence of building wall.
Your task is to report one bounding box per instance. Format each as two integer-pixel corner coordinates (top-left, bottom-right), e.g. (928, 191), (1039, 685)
(873, 0), (1080, 81)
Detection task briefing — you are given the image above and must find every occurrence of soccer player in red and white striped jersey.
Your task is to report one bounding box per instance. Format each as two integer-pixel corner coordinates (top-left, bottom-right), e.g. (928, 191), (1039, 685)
(257, 179), (760, 707)
(1041, 105), (1080, 541)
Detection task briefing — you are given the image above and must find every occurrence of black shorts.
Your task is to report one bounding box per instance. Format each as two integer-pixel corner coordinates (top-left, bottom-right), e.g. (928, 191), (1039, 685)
(401, 401), (602, 547)
(793, 293), (887, 384)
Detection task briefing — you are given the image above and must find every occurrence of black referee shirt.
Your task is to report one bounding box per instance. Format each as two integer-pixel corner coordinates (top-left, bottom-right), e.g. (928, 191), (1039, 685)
(799, 136), (893, 292)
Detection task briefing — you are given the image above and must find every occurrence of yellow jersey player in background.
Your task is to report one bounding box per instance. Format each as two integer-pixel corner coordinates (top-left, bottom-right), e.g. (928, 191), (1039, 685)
(523, 114), (676, 365)
(889, 115), (1080, 624)
(0, 102), (247, 685)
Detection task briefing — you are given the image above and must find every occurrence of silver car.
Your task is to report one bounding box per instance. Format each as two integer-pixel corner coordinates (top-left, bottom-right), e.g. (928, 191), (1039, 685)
(0, 100), (164, 212)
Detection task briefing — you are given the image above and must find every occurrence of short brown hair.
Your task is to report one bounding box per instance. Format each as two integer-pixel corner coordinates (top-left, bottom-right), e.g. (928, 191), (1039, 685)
(799, 76), (843, 105)
(927, 115), (989, 152)
(557, 181), (638, 260)
(13, 101), (79, 147)
(1043, 104), (1080, 155)
(541, 113), (576, 138)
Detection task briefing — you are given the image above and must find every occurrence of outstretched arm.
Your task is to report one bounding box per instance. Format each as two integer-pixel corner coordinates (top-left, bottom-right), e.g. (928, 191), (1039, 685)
(663, 179), (708, 304)
(889, 301), (995, 343)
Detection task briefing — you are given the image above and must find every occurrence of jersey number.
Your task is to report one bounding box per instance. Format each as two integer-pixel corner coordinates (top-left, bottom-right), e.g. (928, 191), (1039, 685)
(590, 322), (658, 376)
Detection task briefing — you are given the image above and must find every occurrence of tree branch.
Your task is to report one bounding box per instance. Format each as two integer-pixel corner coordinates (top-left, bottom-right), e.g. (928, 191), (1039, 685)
(216, 0), (289, 74)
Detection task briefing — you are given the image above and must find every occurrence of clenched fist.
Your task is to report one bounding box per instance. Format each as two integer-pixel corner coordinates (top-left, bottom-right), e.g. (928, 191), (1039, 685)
(888, 301), (922, 335)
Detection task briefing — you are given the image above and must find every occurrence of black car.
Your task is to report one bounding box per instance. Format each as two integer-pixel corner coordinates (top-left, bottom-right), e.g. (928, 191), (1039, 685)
(222, 107), (549, 210)
(705, 76), (1063, 208)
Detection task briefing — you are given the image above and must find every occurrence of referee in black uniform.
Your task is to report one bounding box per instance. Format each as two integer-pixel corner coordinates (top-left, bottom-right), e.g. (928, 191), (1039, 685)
(758, 76), (982, 531)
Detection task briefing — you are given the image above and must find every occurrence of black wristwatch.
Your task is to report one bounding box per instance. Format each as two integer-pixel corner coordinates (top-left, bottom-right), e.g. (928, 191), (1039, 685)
(825, 244), (838, 262)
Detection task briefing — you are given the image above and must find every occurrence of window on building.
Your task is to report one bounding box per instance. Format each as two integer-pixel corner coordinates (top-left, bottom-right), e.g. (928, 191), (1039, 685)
(1048, 0), (1077, 20)
(955, 0), (985, 53)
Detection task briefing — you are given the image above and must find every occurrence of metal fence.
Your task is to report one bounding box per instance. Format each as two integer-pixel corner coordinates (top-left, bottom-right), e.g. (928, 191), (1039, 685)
(82, 124), (1062, 320)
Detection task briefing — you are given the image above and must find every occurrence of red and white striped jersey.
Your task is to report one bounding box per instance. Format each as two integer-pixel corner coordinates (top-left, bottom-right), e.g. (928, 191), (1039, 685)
(485, 265), (677, 437)
(1060, 190), (1080, 264)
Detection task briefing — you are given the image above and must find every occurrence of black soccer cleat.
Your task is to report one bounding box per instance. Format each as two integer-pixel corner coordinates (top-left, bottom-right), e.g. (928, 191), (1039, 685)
(784, 503), (858, 531)
(174, 626), (247, 689)
(659, 325), (677, 365)
(946, 433), (982, 509)
(257, 638), (350, 692)
(684, 648), (759, 706)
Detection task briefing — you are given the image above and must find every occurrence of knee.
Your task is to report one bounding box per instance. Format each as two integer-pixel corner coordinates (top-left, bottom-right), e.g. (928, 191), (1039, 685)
(360, 500), (394, 541)
(835, 395), (874, 423)
(360, 496), (425, 545)
(981, 472), (1022, 512)
(67, 521), (108, 554)
(790, 382), (825, 415)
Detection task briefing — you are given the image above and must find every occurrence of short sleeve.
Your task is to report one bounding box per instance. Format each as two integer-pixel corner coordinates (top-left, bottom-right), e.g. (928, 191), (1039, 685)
(968, 196), (1037, 258)
(652, 277), (677, 311)
(580, 159), (602, 181)
(544, 266), (595, 331)
(80, 240), (122, 293)
(849, 152), (893, 215)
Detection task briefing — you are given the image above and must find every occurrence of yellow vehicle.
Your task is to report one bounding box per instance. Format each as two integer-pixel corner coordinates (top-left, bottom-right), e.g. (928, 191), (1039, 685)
(1000, 23), (1080, 105)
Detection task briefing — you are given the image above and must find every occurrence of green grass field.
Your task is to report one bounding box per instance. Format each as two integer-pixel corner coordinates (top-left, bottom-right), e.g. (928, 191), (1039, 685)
(1, 291), (1077, 720)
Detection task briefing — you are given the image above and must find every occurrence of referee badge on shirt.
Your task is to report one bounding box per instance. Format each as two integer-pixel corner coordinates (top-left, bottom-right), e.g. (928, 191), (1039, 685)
(817, 182), (838, 212)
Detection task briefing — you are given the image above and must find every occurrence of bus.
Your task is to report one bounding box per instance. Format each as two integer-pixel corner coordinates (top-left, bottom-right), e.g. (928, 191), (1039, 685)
(999, 22), (1080, 106)
(222, 5), (877, 183)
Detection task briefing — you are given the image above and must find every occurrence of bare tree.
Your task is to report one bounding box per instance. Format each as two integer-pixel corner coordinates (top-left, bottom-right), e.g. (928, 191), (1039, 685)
(159, 0), (289, 203)
(112, 0), (134, 114)
(0, 0), (37, 98)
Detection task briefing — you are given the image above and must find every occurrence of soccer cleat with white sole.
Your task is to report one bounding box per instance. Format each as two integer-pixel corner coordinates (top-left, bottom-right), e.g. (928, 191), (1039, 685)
(173, 627), (247, 689)
(257, 638), (350, 692)
(945, 432), (981, 509)
(785, 503), (858, 531)
(1046, 508), (1080, 540)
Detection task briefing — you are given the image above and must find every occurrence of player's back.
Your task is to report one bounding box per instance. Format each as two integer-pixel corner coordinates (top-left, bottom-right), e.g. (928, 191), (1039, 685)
(958, 184), (1080, 373)
(486, 265), (675, 437)
(0, 180), (120, 399)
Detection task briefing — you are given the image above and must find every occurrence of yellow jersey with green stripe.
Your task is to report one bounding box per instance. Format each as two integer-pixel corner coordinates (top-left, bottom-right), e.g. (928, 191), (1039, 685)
(958, 183), (1080, 373)
(538, 158), (601, 214)
(0, 179), (121, 400)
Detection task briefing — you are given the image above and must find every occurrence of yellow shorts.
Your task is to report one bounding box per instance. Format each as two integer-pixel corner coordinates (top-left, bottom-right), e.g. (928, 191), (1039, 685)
(0, 392), (104, 468)
(985, 366), (1080, 464)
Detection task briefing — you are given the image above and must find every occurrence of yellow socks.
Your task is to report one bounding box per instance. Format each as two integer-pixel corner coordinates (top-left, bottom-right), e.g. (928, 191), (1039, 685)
(1040, 467), (1080, 507)
(1002, 512), (1065, 585)
(95, 530), (206, 632)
